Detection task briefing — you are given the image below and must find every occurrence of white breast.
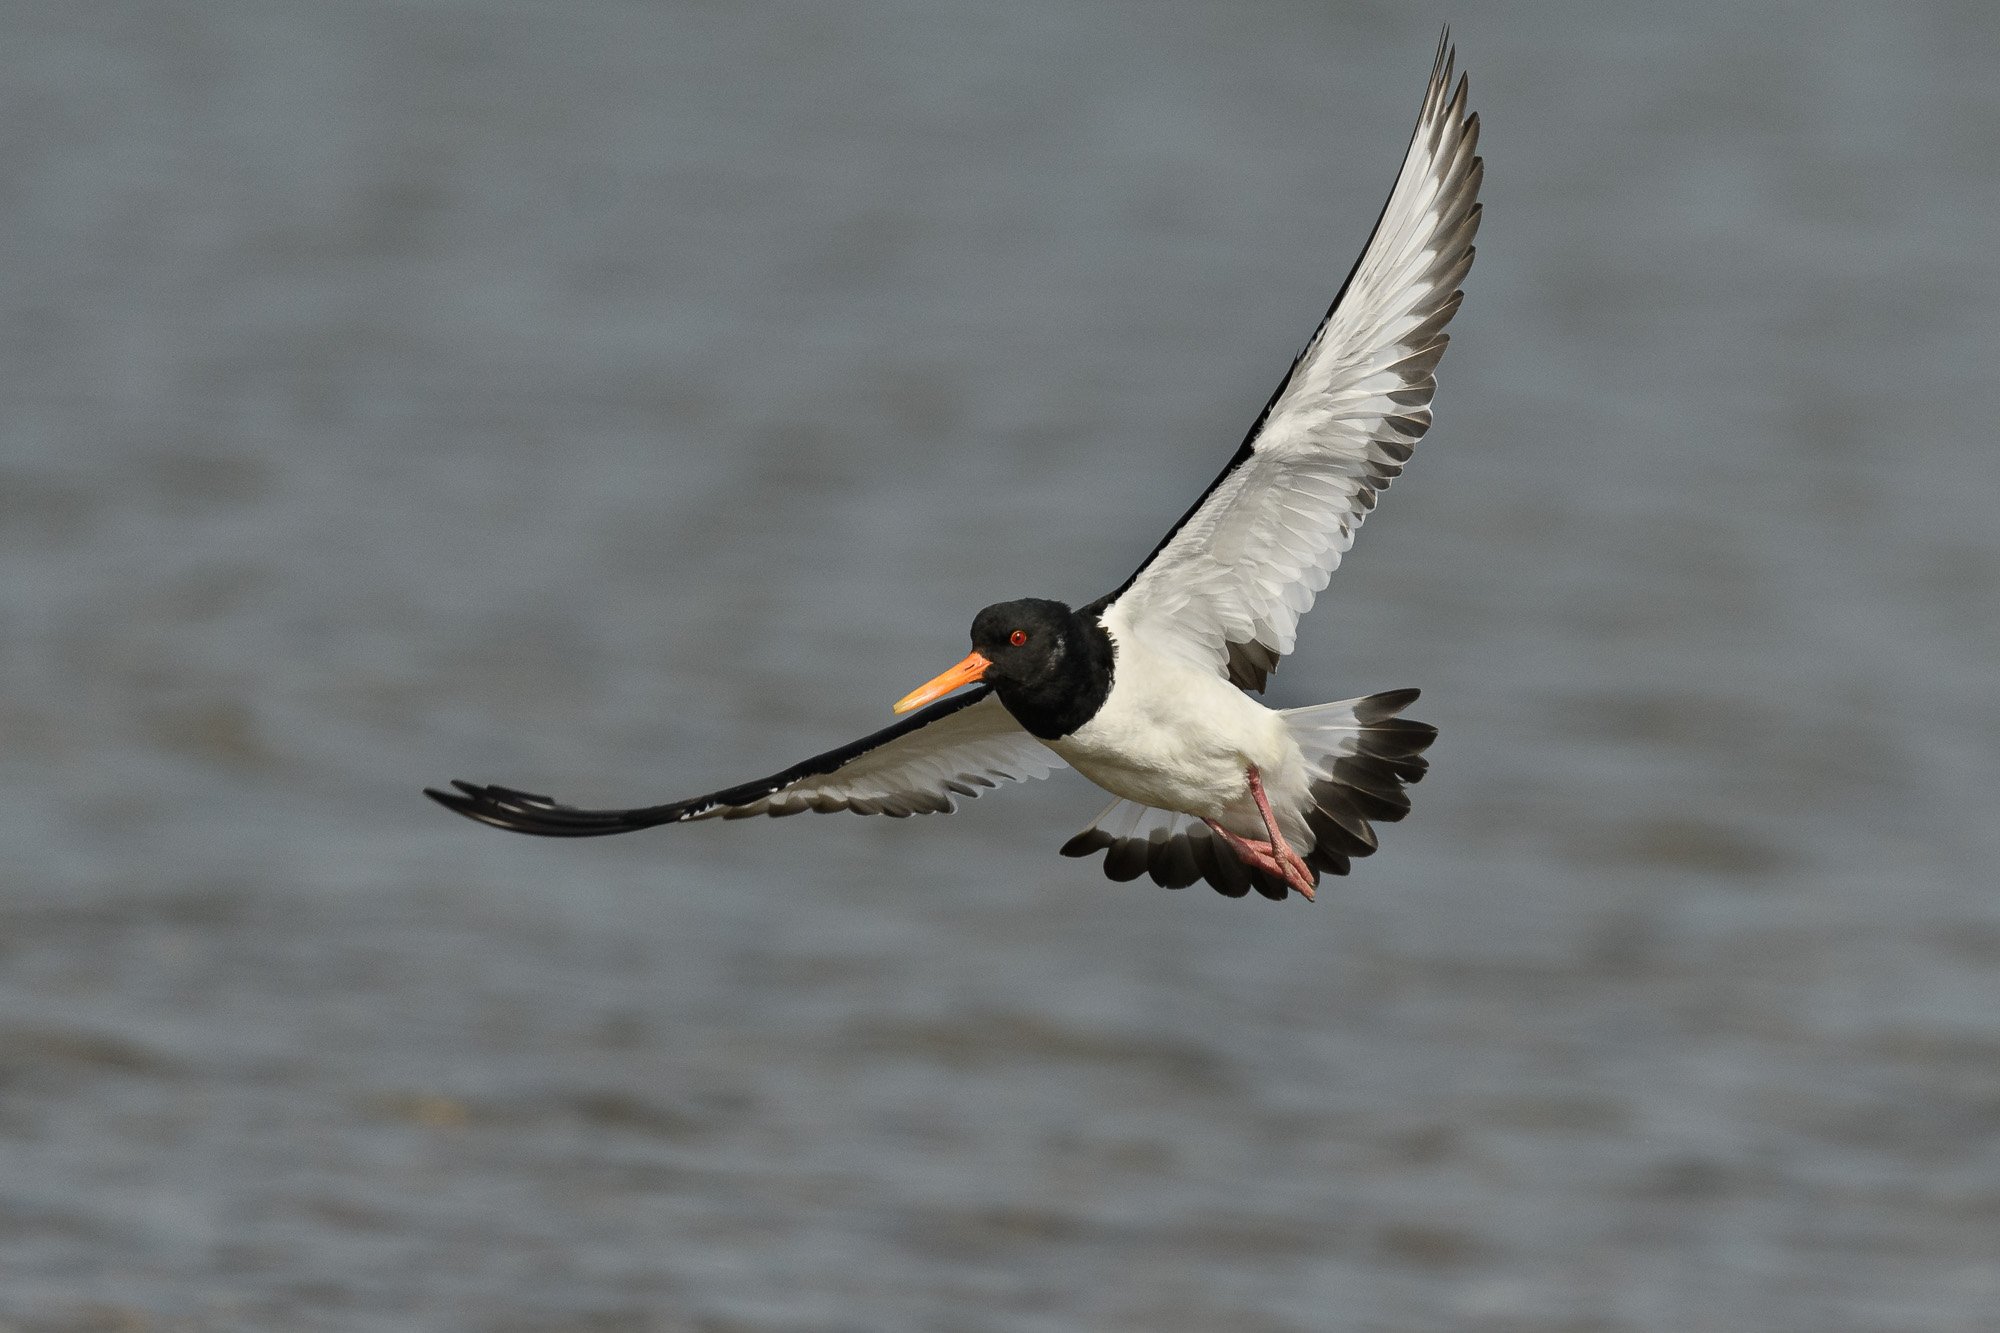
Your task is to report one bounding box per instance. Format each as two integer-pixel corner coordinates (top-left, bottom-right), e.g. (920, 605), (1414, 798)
(1047, 607), (1309, 839)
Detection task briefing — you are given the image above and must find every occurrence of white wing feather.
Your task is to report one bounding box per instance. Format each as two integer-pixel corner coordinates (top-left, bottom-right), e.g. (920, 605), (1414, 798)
(1103, 41), (1482, 688)
(710, 692), (1063, 819)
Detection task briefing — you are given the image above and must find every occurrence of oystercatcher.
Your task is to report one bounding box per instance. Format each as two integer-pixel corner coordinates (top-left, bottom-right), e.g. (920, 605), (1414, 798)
(428, 36), (1481, 901)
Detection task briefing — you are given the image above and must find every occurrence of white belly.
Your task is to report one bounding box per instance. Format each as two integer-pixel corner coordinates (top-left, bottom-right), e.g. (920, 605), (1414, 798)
(1046, 625), (1308, 840)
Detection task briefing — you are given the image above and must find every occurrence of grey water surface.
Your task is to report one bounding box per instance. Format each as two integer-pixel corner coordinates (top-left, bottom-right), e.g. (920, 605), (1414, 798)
(3, 3), (1998, 1330)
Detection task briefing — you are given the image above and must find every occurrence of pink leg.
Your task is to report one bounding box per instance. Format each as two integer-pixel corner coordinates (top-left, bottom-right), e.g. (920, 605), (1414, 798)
(1204, 765), (1317, 901)
(1246, 765), (1317, 898)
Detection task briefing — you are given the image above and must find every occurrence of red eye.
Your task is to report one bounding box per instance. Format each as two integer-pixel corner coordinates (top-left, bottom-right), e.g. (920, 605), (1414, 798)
(1009, 629), (1028, 647)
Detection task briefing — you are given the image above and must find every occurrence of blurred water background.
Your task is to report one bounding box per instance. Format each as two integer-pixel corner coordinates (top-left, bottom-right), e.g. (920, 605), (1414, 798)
(3, 2), (1998, 1330)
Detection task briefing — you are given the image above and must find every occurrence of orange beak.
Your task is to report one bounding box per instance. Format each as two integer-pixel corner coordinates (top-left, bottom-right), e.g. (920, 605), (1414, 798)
(893, 650), (992, 714)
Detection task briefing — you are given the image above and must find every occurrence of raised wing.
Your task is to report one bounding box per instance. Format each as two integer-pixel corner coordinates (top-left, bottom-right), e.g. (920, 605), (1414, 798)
(426, 688), (1061, 836)
(1096, 37), (1482, 690)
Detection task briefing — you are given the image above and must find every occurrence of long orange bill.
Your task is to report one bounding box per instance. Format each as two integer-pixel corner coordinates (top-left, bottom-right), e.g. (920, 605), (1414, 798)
(893, 651), (992, 714)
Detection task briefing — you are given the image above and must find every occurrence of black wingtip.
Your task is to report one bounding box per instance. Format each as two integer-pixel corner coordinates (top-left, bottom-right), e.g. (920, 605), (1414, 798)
(423, 785), (483, 819)
(423, 780), (670, 838)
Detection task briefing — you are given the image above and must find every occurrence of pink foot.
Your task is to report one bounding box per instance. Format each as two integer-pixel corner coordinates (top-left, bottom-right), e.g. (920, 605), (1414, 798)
(1205, 766), (1317, 900)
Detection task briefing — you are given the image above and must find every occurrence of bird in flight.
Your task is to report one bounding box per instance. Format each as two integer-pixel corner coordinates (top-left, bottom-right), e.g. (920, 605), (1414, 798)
(429, 36), (1481, 902)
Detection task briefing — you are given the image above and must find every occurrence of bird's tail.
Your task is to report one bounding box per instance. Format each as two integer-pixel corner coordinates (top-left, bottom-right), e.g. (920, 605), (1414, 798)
(1279, 687), (1437, 878)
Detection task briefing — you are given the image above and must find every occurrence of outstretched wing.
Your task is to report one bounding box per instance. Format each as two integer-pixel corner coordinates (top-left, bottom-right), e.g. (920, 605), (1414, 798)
(1095, 36), (1482, 690)
(426, 688), (1061, 836)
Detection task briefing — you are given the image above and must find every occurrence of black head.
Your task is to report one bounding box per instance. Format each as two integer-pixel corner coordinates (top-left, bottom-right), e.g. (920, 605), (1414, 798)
(968, 598), (1077, 690)
(894, 596), (1114, 738)
(968, 597), (1114, 739)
